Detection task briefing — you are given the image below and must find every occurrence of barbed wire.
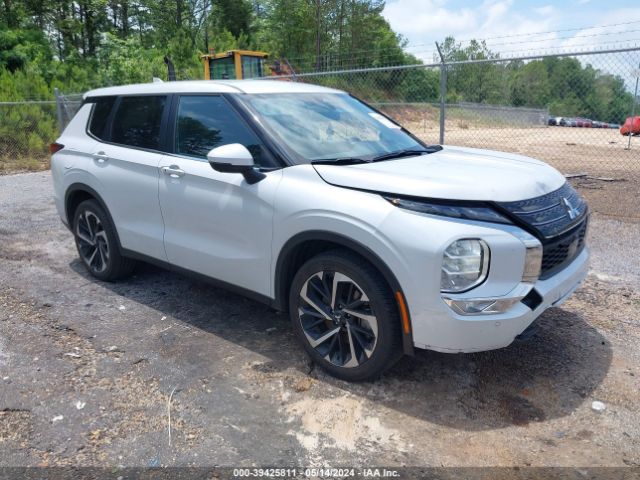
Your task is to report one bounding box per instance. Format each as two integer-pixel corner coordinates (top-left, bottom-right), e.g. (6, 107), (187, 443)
(405, 19), (640, 49)
(405, 41), (640, 64)
(286, 42), (640, 75)
(282, 26), (640, 73)
(473, 29), (640, 49)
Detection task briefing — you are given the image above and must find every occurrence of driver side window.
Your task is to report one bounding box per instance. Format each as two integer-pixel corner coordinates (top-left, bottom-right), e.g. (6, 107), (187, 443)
(174, 95), (274, 167)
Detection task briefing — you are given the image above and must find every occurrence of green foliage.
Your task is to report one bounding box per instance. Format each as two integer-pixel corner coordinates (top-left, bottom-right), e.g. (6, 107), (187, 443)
(96, 35), (163, 84)
(209, 0), (253, 39)
(0, 28), (51, 72)
(49, 61), (101, 93)
(510, 61), (551, 107)
(166, 29), (201, 80)
(0, 69), (58, 166)
(441, 37), (504, 104)
(0, 67), (51, 100)
(397, 68), (439, 102)
(0, 101), (57, 162)
(441, 37), (634, 123)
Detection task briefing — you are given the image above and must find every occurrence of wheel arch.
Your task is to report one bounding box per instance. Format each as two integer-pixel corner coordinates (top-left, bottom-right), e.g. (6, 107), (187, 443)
(274, 230), (414, 355)
(64, 183), (123, 249)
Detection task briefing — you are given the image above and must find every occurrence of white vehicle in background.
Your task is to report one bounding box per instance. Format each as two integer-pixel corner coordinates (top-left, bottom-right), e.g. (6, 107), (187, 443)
(51, 80), (589, 381)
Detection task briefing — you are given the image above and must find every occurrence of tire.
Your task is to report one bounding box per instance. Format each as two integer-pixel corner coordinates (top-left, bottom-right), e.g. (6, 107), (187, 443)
(72, 199), (136, 281)
(288, 249), (403, 381)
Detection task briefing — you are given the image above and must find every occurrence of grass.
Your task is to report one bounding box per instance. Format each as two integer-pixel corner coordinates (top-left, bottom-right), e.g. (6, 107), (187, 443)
(0, 156), (49, 175)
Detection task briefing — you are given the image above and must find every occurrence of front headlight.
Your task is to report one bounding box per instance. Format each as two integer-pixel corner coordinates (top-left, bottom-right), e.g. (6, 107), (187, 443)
(384, 196), (512, 224)
(441, 239), (490, 293)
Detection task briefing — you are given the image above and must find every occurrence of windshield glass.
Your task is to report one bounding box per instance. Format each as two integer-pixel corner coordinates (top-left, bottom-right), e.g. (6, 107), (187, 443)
(238, 93), (427, 164)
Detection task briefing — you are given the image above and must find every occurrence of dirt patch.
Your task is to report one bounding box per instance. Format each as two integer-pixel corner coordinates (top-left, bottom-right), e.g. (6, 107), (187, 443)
(286, 395), (405, 453)
(497, 394), (546, 426)
(0, 241), (37, 261)
(0, 409), (32, 444)
(0, 290), (202, 466)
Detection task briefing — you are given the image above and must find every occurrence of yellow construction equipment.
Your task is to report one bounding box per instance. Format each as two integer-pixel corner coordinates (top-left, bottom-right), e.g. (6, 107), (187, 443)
(201, 50), (269, 80)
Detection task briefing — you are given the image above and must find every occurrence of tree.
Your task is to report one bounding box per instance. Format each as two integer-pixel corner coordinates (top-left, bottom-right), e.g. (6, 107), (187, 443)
(439, 37), (504, 104)
(510, 61), (550, 107)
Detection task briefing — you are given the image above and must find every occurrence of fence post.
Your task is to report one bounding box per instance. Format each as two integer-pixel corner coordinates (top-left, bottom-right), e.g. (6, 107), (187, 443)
(54, 88), (64, 135)
(435, 42), (446, 145)
(627, 63), (639, 150)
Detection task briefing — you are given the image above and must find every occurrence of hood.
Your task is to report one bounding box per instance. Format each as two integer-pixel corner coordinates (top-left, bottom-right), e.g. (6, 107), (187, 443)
(312, 146), (566, 202)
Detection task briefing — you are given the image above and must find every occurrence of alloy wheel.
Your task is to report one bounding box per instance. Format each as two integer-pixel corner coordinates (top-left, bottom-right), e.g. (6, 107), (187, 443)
(76, 211), (110, 274)
(298, 271), (378, 368)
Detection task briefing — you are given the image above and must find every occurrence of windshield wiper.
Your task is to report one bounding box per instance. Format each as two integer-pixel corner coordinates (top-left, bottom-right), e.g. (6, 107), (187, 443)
(311, 157), (372, 165)
(311, 146), (442, 165)
(371, 147), (440, 162)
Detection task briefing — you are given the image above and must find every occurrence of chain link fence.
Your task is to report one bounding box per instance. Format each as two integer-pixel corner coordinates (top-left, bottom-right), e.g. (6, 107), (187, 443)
(54, 90), (84, 131)
(0, 91), (83, 174)
(282, 47), (640, 170)
(0, 99), (58, 173)
(275, 46), (640, 219)
(1, 47), (638, 218)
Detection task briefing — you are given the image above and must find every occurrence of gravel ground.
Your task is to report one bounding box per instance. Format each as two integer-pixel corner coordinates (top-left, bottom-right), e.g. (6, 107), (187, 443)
(0, 172), (639, 469)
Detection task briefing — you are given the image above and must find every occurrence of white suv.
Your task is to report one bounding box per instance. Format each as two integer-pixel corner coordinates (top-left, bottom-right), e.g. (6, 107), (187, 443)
(51, 80), (589, 381)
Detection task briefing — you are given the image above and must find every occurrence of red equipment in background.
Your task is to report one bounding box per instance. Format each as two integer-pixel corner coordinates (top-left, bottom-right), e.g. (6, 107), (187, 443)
(620, 116), (640, 136)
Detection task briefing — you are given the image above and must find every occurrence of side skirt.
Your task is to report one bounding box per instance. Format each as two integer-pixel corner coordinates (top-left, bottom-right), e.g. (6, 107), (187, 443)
(120, 248), (276, 309)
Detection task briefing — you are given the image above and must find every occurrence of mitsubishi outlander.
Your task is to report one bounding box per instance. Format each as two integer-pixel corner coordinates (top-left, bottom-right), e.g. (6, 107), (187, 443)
(51, 80), (589, 381)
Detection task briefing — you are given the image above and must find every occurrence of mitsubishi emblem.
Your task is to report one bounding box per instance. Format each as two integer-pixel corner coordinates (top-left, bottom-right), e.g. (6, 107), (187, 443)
(561, 197), (580, 220)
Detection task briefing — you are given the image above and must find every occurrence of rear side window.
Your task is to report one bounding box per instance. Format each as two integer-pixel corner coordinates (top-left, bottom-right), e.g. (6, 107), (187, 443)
(175, 95), (273, 167)
(111, 96), (166, 150)
(88, 97), (116, 140)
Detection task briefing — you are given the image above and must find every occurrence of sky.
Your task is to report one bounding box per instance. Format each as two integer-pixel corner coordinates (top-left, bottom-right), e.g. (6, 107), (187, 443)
(382, 0), (640, 63)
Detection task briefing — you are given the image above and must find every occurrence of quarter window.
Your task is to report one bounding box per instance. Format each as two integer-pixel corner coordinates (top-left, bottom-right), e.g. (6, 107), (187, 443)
(175, 95), (273, 167)
(89, 96), (116, 141)
(111, 96), (166, 150)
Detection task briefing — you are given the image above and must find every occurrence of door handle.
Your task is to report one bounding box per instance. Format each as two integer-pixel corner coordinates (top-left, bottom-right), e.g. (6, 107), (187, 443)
(161, 165), (186, 178)
(93, 152), (109, 164)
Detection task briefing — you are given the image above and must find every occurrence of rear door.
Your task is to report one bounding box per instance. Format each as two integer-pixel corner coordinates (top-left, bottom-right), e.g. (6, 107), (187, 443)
(158, 94), (283, 296)
(88, 95), (169, 261)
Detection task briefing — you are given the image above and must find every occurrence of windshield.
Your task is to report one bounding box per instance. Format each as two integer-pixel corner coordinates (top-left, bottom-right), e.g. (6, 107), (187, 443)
(237, 93), (428, 164)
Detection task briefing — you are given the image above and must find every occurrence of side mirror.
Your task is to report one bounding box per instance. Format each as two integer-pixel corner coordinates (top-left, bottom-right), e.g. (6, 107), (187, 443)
(206, 143), (265, 184)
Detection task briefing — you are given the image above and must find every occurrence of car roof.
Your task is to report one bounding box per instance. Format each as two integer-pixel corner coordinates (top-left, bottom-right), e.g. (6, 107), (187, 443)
(83, 80), (343, 99)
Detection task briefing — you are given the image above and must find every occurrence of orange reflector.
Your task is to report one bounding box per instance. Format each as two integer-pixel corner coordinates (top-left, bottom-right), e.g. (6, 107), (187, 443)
(395, 291), (411, 334)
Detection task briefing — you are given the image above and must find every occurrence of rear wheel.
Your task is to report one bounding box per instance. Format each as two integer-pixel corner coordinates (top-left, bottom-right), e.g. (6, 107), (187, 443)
(73, 199), (136, 281)
(289, 250), (403, 381)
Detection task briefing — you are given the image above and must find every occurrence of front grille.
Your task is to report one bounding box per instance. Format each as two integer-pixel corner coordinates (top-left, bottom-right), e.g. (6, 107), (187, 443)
(497, 182), (589, 278)
(498, 182), (588, 238)
(539, 217), (588, 278)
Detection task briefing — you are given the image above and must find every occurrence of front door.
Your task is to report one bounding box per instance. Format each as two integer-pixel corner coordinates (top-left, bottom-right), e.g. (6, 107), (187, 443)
(158, 95), (282, 297)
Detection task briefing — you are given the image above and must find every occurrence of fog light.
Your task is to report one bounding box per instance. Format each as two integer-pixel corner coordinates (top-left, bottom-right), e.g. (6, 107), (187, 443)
(440, 239), (490, 293)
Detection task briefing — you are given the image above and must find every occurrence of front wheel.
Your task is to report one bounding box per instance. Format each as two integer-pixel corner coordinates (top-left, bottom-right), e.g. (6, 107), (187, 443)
(288, 250), (403, 381)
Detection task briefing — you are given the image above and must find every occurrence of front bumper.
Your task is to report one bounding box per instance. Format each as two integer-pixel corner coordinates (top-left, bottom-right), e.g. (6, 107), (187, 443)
(412, 247), (589, 353)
